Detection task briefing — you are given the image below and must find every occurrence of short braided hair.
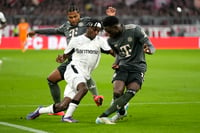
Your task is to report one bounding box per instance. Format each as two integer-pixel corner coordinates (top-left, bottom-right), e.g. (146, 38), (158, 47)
(67, 3), (79, 13)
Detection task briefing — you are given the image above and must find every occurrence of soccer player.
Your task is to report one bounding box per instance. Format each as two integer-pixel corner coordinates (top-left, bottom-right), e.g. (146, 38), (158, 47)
(0, 11), (7, 45)
(27, 4), (116, 115)
(95, 16), (156, 124)
(26, 19), (114, 122)
(17, 17), (30, 52)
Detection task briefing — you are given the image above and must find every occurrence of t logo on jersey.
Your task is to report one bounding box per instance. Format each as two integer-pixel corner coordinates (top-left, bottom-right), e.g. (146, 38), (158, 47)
(120, 44), (131, 57)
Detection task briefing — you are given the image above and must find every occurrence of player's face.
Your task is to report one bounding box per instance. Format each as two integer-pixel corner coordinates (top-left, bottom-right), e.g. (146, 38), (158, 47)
(104, 24), (122, 38)
(67, 11), (80, 26)
(86, 27), (101, 40)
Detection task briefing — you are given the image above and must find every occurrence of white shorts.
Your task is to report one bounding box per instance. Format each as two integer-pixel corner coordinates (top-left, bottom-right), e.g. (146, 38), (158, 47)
(64, 64), (87, 99)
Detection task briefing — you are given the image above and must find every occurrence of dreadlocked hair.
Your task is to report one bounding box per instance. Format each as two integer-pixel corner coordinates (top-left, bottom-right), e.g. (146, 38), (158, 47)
(67, 3), (79, 13)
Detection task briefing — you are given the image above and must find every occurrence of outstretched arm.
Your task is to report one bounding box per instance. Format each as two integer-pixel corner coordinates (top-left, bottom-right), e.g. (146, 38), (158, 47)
(27, 28), (63, 37)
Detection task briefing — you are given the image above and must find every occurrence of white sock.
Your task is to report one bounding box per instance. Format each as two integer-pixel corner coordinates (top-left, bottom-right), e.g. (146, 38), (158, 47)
(64, 103), (78, 118)
(38, 104), (54, 114)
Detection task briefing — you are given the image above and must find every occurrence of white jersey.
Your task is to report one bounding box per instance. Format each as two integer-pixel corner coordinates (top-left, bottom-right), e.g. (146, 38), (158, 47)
(0, 12), (6, 28)
(64, 34), (111, 79)
(0, 12), (6, 44)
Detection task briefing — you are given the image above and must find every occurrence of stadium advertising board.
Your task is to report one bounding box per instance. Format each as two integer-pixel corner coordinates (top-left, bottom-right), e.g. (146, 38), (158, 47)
(0, 36), (200, 50)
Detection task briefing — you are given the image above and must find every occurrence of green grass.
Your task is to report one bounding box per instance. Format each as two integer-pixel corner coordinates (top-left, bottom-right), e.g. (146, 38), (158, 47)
(0, 49), (200, 133)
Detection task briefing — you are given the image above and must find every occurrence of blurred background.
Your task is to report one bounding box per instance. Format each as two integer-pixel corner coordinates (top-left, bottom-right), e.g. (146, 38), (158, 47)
(1, 0), (200, 37)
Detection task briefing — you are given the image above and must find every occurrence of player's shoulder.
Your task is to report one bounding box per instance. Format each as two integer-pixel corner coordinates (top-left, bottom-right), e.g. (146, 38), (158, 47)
(72, 34), (85, 41)
(80, 17), (91, 23)
(95, 35), (107, 42)
(124, 24), (141, 30)
(124, 24), (144, 34)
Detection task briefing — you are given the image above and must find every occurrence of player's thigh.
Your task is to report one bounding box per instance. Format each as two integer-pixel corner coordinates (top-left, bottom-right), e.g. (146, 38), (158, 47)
(113, 70), (128, 94)
(64, 64), (87, 91)
(127, 72), (145, 91)
(47, 69), (62, 82)
(47, 61), (69, 82)
(64, 84), (77, 99)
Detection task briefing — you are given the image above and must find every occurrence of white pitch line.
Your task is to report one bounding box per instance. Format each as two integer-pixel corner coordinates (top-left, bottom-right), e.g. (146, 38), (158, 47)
(0, 122), (48, 133)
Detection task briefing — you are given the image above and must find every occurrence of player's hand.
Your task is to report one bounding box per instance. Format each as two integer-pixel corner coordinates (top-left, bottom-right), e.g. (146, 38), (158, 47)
(112, 63), (119, 70)
(93, 95), (104, 106)
(56, 54), (65, 63)
(143, 44), (151, 54)
(106, 6), (116, 16)
(27, 31), (36, 37)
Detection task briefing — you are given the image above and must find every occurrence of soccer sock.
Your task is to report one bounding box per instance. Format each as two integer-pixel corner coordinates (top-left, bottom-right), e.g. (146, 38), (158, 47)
(87, 78), (98, 95)
(64, 100), (79, 118)
(38, 104), (54, 114)
(112, 93), (125, 115)
(100, 89), (136, 117)
(48, 80), (61, 103)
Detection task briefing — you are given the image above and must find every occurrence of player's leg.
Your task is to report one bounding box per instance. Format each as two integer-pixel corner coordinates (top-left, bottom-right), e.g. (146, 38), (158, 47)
(110, 72), (144, 122)
(62, 65), (88, 123)
(47, 62), (69, 116)
(26, 97), (71, 120)
(95, 80), (125, 124)
(87, 78), (104, 106)
(47, 69), (62, 103)
(87, 78), (98, 95)
(96, 71), (127, 124)
(27, 83), (74, 120)
(47, 62), (69, 104)
(98, 80), (125, 117)
(62, 82), (88, 123)
(96, 81), (137, 124)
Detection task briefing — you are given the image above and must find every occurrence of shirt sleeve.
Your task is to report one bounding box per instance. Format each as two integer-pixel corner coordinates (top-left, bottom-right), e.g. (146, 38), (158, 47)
(64, 37), (76, 54)
(0, 12), (6, 23)
(135, 26), (149, 44)
(135, 26), (156, 54)
(55, 23), (67, 35)
(99, 37), (111, 51)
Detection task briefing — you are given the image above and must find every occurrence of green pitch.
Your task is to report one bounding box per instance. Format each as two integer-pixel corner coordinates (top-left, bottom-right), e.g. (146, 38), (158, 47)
(0, 50), (199, 133)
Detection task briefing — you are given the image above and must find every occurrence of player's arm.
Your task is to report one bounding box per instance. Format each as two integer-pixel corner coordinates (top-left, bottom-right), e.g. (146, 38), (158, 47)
(56, 49), (74, 63)
(56, 37), (76, 63)
(101, 49), (115, 57)
(112, 55), (120, 70)
(135, 25), (156, 54)
(27, 28), (64, 37)
(143, 40), (156, 54)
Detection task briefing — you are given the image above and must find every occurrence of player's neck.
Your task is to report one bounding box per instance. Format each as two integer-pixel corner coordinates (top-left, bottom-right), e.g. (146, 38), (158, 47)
(85, 34), (95, 40)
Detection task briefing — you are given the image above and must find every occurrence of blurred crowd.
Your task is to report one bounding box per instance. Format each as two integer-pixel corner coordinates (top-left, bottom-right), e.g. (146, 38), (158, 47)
(1, 0), (200, 26)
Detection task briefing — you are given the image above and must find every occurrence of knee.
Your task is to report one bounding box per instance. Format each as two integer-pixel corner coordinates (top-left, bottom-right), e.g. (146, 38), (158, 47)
(47, 79), (57, 85)
(127, 82), (141, 92)
(113, 88), (124, 96)
(47, 70), (62, 83)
